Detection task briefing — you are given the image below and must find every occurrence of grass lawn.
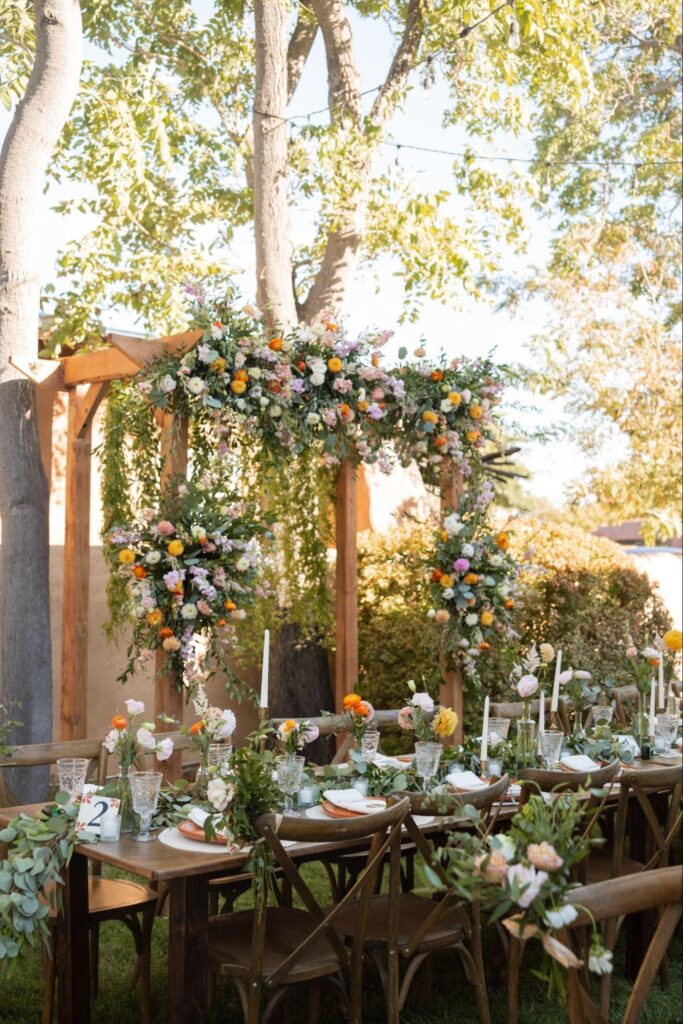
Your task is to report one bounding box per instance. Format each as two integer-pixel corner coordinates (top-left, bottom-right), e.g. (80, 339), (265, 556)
(0, 862), (680, 1024)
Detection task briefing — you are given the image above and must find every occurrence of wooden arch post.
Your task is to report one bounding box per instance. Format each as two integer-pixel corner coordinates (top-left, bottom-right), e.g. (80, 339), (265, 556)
(334, 459), (358, 714)
(439, 463), (465, 744)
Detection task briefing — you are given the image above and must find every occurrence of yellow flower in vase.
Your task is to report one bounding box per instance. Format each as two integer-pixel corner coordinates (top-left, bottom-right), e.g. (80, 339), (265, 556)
(433, 708), (458, 737)
(663, 629), (682, 653)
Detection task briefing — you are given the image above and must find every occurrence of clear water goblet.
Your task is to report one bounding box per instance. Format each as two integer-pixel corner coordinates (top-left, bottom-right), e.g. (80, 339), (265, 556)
(488, 718), (510, 746)
(414, 742), (442, 793)
(539, 730), (564, 769)
(129, 770), (163, 842)
(656, 714), (680, 756)
(56, 758), (90, 801)
(276, 756), (305, 813)
(360, 730), (381, 764)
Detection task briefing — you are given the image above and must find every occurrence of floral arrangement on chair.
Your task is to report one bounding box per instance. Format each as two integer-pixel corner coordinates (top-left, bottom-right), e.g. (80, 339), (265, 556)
(428, 484), (519, 679)
(275, 719), (320, 756)
(105, 479), (268, 693)
(398, 680), (458, 741)
(440, 790), (613, 1000)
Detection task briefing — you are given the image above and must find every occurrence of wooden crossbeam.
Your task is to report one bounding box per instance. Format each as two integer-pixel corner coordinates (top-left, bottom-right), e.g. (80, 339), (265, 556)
(109, 329), (202, 368)
(61, 347), (141, 385)
(9, 355), (66, 390)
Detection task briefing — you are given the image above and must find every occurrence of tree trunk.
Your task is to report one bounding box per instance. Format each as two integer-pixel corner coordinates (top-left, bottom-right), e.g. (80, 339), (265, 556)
(0, 0), (82, 801)
(253, 0), (297, 329)
(272, 624), (335, 765)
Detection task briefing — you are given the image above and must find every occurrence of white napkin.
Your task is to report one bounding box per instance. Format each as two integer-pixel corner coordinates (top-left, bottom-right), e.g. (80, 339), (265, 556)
(560, 754), (599, 772)
(374, 753), (409, 769)
(445, 770), (487, 791)
(322, 788), (365, 810)
(187, 806), (228, 837)
(614, 735), (640, 758)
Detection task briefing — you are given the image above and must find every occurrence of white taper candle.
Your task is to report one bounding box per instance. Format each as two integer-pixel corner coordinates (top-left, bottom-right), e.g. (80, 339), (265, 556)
(648, 677), (656, 738)
(260, 629), (270, 709)
(480, 696), (490, 766)
(550, 650), (563, 713)
(537, 690), (545, 753)
(658, 652), (665, 709)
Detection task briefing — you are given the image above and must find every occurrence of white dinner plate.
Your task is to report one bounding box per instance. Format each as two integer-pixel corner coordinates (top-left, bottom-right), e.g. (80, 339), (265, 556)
(158, 827), (296, 854)
(305, 806), (434, 827)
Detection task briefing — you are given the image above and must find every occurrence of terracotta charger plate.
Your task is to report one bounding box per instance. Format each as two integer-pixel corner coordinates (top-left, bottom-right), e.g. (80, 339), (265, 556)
(320, 797), (387, 820)
(178, 819), (225, 844)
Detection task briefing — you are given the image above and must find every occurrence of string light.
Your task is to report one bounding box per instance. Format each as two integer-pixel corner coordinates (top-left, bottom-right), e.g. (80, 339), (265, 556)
(377, 140), (678, 171)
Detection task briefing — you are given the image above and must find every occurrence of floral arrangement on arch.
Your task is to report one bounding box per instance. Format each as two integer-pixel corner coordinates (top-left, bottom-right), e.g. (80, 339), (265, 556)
(105, 479), (269, 693)
(136, 295), (508, 484)
(428, 483), (519, 679)
(440, 790), (613, 1001)
(398, 680), (459, 741)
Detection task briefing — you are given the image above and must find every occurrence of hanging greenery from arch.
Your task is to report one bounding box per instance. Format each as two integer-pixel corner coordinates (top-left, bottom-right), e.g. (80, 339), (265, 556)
(98, 294), (517, 695)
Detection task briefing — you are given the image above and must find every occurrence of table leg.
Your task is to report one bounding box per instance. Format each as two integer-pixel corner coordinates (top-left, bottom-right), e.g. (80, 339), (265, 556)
(168, 873), (209, 1023)
(57, 851), (90, 1024)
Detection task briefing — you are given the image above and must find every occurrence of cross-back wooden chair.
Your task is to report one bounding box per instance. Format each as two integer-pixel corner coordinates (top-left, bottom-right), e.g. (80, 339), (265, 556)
(611, 685), (640, 729)
(489, 696), (571, 736)
(561, 867), (683, 1024)
(331, 775), (511, 1024)
(506, 760), (620, 1024)
(207, 798), (410, 1024)
(1, 737), (157, 1024)
(583, 764), (683, 1017)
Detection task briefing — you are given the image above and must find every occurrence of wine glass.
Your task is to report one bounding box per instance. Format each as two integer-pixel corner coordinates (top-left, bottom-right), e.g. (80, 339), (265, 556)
(56, 758), (90, 800)
(488, 718), (510, 746)
(360, 730), (381, 764)
(539, 730), (564, 769)
(276, 756), (305, 813)
(656, 714), (680, 756)
(129, 771), (163, 842)
(414, 742), (442, 793)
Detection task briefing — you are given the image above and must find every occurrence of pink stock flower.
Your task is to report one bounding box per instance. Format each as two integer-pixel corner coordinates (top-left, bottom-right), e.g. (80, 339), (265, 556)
(196, 599), (213, 616)
(453, 558), (470, 573)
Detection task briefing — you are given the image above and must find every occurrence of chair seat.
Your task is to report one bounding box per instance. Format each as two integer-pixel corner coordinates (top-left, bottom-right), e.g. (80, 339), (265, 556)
(334, 893), (466, 952)
(46, 876), (157, 921)
(209, 907), (343, 982)
(585, 851), (644, 884)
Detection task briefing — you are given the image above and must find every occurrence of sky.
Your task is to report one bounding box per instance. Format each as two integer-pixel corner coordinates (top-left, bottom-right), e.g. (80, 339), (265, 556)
(0, 6), (601, 506)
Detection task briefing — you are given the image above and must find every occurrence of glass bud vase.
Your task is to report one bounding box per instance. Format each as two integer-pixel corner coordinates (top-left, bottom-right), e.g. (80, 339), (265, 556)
(516, 718), (537, 771)
(194, 752), (210, 799)
(118, 764), (136, 833)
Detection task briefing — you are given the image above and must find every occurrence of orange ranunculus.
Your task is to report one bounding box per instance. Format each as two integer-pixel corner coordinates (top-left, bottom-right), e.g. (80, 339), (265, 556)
(467, 598), (477, 607)
(371, 355), (380, 368)
(648, 657), (660, 668)
(479, 641), (491, 651)
(111, 714), (127, 730)
(434, 436), (447, 448)
(326, 321), (338, 332)
(355, 701), (372, 717)
(234, 368), (250, 382)
(133, 565), (147, 579)
(216, 618), (226, 627)
(190, 721), (204, 735)
(159, 627), (174, 638)
(422, 410), (439, 424)
(268, 337), (283, 351)
(448, 391), (461, 406)
(339, 403), (354, 422)
(282, 719), (297, 733)
(343, 693), (362, 709)
(146, 609), (163, 626)
(212, 321), (223, 331)
(469, 405), (484, 420)
(231, 379), (247, 394)
(496, 532), (510, 551)
(440, 530), (448, 542)
(268, 381), (282, 393)
(480, 610), (494, 627)
(464, 572), (479, 585)
(327, 357), (343, 373)
(504, 599), (515, 610)
(296, 360), (306, 371)
(224, 599), (237, 611)
(210, 357), (226, 373)
(431, 370), (443, 382)
(358, 400), (369, 412)
(431, 569), (443, 582)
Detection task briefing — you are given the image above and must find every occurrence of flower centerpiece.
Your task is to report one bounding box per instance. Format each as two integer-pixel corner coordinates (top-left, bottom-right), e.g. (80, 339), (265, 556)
(103, 700), (174, 829)
(337, 692), (375, 745)
(171, 684), (237, 797)
(556, 667), (596, 741)
(440, 790), (613, 1000)
(105, 478), (268, 694)
(427, 484), (519, 681)
(398, 680), (459, 742)
(276, 719), (320, 758)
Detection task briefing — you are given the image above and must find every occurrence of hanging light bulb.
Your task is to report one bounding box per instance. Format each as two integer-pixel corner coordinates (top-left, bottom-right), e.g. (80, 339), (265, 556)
(507, 1), (522, 50)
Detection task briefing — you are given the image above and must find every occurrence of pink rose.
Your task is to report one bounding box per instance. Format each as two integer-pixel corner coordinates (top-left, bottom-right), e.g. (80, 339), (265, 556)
(475, 848), (509, 884)
(398, 706), (415, 731)
(196, 599), (213, 616)
(527, 842), (564, 872)
(156, 520), (175, 537)
(517, 674), (539, 699)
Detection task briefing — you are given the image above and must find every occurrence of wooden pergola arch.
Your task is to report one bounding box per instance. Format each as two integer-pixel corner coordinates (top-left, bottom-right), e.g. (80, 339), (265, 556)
(14, 331), (465, 752)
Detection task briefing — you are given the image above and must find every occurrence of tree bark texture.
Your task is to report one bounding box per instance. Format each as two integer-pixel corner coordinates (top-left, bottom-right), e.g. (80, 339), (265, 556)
(0, 0), (82, 800)
(253, 0), (297, 330)
(272, 623), (335, 765)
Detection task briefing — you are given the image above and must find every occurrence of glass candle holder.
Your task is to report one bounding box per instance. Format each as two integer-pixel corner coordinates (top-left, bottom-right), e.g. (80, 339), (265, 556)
(488, 759), (503, 778)
(100, 811), (121, 842)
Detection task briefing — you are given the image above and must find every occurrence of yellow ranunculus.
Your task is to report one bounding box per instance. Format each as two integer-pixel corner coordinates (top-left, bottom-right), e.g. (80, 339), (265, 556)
(433, 707), (458, 737)
(210, 357), (226, 373)
(448, 391), (461, 406)
(283, 719), (297, 732)
(480, 610), (494, 627)
(496, 532), (510, 551)
(439, 574), (454, 588)
(146, 609), (163, 626)
(231, 379), (247, 394)
(469, 405), (484, 420)
(663, 629), (682, 652)
(167, 540), (185, 557)
(327, 357), (343, 373)
(118, 548), (136, 565)
(466, 430), (481, 443)
(422, 410), (439, 424)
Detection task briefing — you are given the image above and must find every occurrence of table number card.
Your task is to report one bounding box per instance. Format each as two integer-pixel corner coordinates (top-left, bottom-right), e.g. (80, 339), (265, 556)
(75, 793), (121, 836)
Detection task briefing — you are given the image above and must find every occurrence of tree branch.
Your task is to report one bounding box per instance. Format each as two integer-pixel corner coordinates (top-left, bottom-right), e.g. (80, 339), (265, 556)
(369, 0), (424, 127)
(287, 6), (318, 101)
(310, 0), (361, 124)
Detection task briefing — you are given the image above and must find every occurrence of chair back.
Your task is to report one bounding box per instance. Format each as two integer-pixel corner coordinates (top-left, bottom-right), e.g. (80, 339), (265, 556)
(611, 685), (640, 728)
(0, 738), (106, 806)
(489, 697), (571, 736)
(610, 764), (683, 877)
(518, 760), (620, 805)
(562, 867), (682, 1024)
(251, 798), (409, 989)
(403, 773), (510, 821)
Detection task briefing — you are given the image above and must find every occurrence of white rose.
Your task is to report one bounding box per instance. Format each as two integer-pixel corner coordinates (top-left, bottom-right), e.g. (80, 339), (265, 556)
(310, 374), (325, 387)
(558, 670), (574, 685)
(465, 613), (478, 626)
(124, 699), (145, 716)
(462, 543), (475, 558)
(158, 374), (177, 394)
(440, 399), (453, 413)
(270, 405), (282, 418)
(427, 609), (436, 619)
(187, 377), (206, 394)
(249, 367), (262, 379)
(208, 778), (231, 812)
(306, 413), (321, 426)
(181, 603), (198, 620)
(443, 513), (462, 536)
(145, 551), (161, 565)
(489, 554), (503, 567)
(442, 588), (455, 600)
(259, 397), (269, 407)
(574, 670), (592, 680)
